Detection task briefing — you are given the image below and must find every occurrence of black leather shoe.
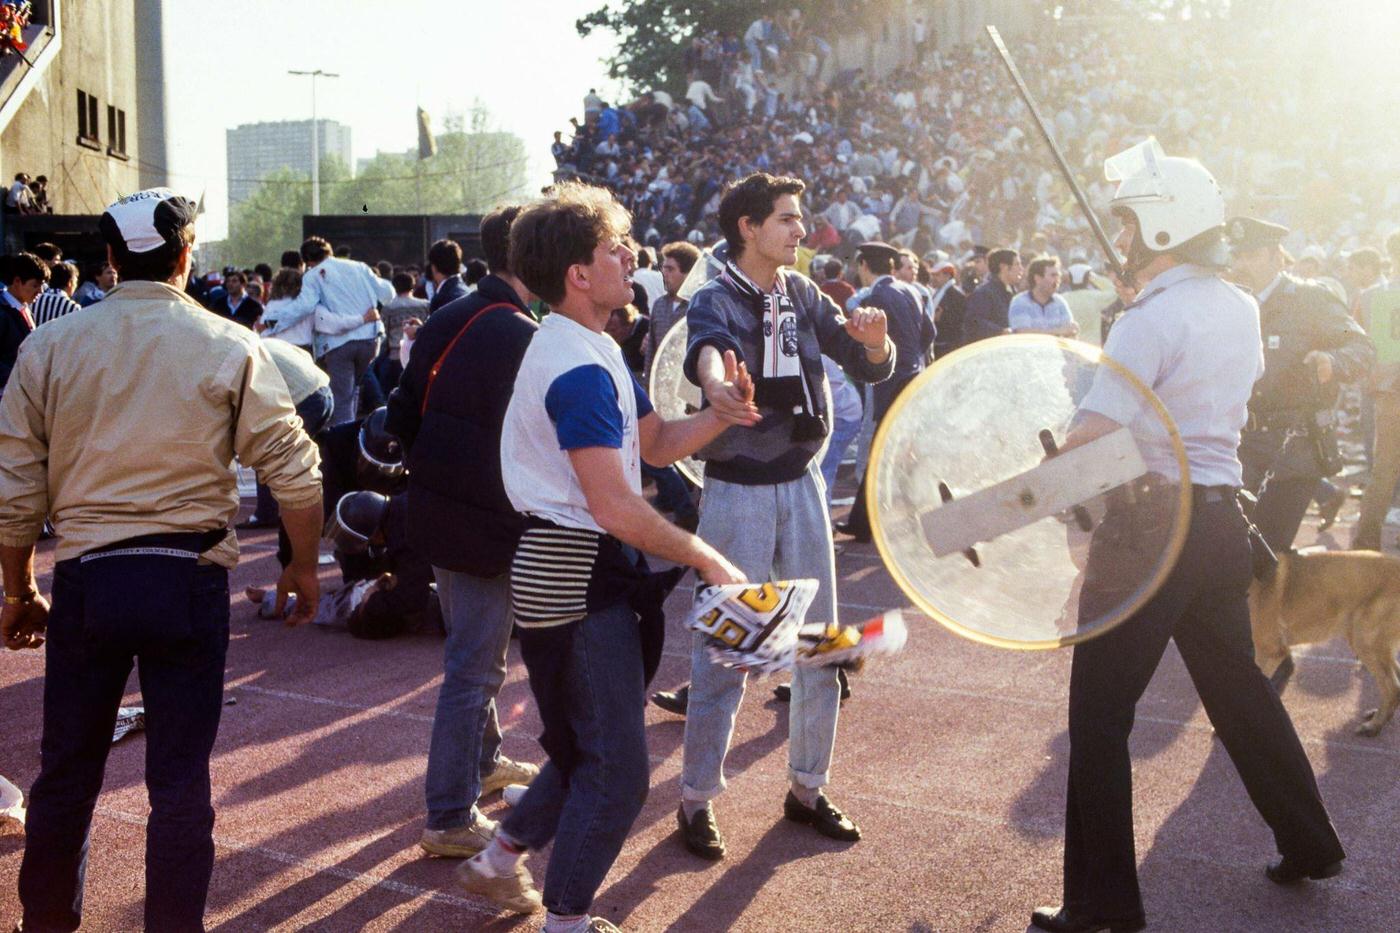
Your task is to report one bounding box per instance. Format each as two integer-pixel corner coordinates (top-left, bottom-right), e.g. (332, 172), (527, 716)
(833, 521), (871, 543)
(1315, 483), (1346, 531)
(677, 804), (725, 860)
(783, 791), (861, 841)
(1265, 857), (1343, 885)
(773, 668), (851, 703)
(1030, 906), (1146, 933)
(651, 685), (689, 717)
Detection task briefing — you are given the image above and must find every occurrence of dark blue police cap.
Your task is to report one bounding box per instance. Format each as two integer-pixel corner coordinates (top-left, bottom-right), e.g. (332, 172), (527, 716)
(1226, 216), (1289, 252)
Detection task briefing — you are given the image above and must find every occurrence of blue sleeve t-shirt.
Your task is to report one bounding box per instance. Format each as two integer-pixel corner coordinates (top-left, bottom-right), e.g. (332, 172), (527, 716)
(545, 364), (654, 450)
(500, 314), (652, 533)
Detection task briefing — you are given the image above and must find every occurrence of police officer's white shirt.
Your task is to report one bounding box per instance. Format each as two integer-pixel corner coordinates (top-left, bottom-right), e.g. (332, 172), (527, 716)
(1079, 263), (1264, 487)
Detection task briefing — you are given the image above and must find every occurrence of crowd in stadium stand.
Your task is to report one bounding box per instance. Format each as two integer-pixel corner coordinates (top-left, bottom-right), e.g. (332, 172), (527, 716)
(551, 14), (1399, 277)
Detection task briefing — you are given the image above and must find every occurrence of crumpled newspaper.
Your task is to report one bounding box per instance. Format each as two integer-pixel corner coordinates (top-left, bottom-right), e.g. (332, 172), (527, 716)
(794, 609), (908, 669)
(688, 581), (907, 672)
(113, 706), (145, 743)
(689, 580), (816, 674)
(1, 774), (26, 830)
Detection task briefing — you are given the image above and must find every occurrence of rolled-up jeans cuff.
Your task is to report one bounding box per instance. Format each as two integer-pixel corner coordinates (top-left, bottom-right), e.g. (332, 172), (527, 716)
(681, 780), (725, 803)
(788, 767), (828, 791)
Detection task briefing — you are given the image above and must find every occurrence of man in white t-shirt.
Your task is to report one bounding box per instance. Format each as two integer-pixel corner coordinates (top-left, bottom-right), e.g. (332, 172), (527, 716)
(458, 182), (755, 930)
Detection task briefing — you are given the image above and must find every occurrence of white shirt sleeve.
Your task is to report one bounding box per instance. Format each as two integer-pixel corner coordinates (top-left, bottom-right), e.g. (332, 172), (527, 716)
(1079, 310), (1162, 426)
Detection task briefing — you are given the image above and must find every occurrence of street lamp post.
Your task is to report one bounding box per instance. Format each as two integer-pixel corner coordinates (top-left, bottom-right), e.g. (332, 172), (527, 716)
(287, 68), (340, 215)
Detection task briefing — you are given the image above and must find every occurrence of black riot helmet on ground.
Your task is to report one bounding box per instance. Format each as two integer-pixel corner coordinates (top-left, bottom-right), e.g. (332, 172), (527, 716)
(357, 407), (405, 492)
(324, 490), (390, 554)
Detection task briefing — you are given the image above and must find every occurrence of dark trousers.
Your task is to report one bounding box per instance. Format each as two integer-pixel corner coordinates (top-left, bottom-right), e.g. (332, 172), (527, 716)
(503, 602), (650, 915)
(1062, 496), (1343, 920)
(19, 559), (231, 933)
(642, 460), (695, 517)
(1242, 461), (1317, 553)
(270, 386), (335, 565)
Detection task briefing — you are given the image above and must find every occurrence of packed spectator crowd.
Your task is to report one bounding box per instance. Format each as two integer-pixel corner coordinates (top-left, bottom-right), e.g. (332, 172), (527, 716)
(551, 13), (1398, 286)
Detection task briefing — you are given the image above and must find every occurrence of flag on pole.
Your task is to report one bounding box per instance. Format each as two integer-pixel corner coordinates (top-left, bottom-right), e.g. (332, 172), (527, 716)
(417, 107), (436, 160)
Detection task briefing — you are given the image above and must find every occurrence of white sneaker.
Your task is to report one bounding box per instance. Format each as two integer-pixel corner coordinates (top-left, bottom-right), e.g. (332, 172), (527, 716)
(502, 783), (528, 807)
(456, 855), (542, 914)
(482, 756), (540, 796)
(419, 811), (497, 857)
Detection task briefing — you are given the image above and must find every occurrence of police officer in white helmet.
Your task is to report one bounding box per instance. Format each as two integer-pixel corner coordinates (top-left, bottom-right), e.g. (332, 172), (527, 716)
(1030, 140), (1345, 933)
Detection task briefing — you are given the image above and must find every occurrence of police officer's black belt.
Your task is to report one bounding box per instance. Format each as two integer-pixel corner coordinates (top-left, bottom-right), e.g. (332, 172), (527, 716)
(1191, 484), (1238, 505)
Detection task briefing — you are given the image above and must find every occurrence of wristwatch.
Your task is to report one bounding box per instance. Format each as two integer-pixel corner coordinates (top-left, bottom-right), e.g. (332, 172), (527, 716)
(3, 589), (38, 606)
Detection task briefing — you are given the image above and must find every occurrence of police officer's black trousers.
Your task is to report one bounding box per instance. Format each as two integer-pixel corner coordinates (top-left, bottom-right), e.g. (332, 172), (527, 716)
(19, 557), (230, 933)
(1242, 463), (1317, 554)
(1062, 495), (1343, 920)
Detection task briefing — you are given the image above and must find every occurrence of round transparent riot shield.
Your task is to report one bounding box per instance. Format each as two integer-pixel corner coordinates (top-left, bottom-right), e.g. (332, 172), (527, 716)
(648, 319), (705, 485)
(868, 335), (1191, 649)
(677, 239), (728, 302)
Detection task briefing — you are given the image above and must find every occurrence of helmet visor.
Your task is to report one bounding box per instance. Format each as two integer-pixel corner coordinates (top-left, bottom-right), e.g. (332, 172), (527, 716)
(323, 501), (372, 554)
(1105, 137), (1169, 204)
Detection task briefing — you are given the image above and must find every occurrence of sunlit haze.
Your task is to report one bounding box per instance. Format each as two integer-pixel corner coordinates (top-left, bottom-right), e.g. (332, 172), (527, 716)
(163, 0), (622, 241)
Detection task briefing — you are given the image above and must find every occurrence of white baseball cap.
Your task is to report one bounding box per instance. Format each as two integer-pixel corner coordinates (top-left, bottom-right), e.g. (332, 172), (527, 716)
(99, 188), (198, 254)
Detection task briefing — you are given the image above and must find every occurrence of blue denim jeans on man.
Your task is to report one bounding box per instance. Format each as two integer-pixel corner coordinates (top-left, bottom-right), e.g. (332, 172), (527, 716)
(424, 569), (513, 830)
(502, 602), (649, 915)
(818, 412), (863, 506)
(682, 466), (842, 802)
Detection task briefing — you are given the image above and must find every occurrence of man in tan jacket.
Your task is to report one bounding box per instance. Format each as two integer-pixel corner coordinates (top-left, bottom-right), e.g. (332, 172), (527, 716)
(0, 188), (324, 932)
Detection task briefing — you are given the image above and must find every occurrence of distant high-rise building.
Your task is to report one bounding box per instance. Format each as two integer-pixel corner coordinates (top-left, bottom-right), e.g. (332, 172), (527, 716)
(226, 119), (353, 207)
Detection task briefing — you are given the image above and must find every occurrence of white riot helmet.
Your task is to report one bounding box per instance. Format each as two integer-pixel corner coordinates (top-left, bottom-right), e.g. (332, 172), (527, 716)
(1105, 137), (1225, 264)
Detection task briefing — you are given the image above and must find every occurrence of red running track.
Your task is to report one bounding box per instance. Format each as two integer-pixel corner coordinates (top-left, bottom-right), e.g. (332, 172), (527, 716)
(1, 494), (1395, 932)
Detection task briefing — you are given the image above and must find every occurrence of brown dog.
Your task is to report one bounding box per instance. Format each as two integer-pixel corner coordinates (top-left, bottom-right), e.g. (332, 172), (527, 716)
(1249, 549), (1400, 737)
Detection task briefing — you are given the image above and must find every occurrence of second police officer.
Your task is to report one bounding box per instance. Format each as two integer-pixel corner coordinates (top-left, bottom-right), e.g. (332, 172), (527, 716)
(1226, 216), (1374, 553)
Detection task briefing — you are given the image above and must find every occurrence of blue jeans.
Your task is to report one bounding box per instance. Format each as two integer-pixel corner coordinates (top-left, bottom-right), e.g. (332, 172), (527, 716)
(818, 413), (862, 506)
(424, 569), (513, 830)
(502, 603), (649, 915)
(682, 467), (842, 800)
(20, 559), (230, 933)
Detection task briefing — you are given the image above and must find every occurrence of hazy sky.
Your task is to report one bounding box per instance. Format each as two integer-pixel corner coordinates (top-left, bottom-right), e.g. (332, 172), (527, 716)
(163, 0), (624, 240)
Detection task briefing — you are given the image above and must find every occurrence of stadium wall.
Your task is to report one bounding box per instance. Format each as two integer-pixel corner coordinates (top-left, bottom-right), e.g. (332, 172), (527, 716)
(0, 0), (155, 215)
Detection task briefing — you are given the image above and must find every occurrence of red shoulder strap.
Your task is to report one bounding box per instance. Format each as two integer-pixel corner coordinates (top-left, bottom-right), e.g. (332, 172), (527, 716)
(420, 302), (517, 416)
